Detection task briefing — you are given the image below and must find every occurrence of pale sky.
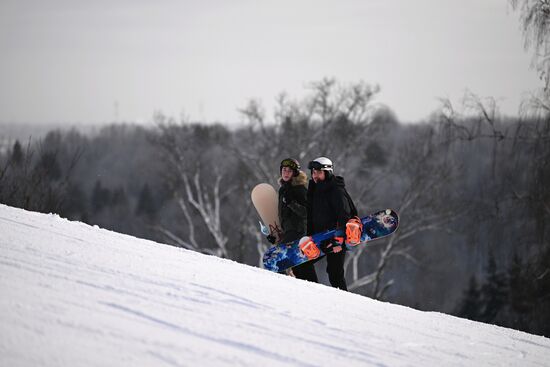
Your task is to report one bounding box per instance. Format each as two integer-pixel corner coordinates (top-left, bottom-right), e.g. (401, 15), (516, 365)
(0, 0), (542, 125)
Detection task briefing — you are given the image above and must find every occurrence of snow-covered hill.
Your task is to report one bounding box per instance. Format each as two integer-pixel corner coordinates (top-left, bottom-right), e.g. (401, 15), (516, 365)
(1, 204), (549, 366)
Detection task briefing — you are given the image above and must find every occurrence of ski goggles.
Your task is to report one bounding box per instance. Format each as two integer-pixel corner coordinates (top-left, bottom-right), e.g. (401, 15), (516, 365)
(280, 158), (300, 170)
(307, 161), (332, 171)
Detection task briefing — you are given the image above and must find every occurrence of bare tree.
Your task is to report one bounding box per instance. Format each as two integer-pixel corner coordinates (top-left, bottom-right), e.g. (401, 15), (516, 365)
(152, 122), (238, 258)
(0, 136), (82, 214)
(510, 0), (550, 90)
(232, 79), (381, 260)
(345, 124), (466, 298)
(298, 78), (380, 174)
(233, 78), (380, 180)
(233, 99), (283, 184)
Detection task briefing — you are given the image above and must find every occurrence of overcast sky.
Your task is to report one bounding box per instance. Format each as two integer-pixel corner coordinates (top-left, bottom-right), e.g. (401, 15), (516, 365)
(0, 0), (542, 125)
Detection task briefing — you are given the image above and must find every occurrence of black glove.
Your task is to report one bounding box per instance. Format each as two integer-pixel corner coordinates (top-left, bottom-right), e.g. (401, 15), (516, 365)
(266, 234), (276, 244)
(320, 238), (344, 254)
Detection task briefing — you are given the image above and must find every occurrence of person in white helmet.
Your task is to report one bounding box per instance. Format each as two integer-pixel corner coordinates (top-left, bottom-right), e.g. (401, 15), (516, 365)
(306, 157), (357, 290)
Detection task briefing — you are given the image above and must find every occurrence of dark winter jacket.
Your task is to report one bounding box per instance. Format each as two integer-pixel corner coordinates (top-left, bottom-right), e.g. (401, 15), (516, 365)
(307, 175), (353, 235)
(278, 171), (308, 243)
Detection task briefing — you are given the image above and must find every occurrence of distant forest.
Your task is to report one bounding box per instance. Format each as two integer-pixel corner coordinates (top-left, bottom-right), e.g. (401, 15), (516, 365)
(1, 78), (549, 337)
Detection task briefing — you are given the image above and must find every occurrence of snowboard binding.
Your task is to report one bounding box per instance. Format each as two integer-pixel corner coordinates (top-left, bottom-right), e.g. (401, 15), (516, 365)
(298, 236), (321, 260)
(345, 216), (363, 246)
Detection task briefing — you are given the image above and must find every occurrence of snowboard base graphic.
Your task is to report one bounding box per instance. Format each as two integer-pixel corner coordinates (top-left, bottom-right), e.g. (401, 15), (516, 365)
(263, 209), (399, 273)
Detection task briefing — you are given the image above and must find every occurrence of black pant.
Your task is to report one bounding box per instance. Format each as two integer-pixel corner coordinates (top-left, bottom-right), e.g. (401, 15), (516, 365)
(293, 261), (318, 283)
(326, 250), (347, 290)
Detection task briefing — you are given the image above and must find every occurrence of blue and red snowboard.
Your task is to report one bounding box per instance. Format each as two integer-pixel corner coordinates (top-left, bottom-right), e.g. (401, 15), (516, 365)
(263, 209), (399, 273)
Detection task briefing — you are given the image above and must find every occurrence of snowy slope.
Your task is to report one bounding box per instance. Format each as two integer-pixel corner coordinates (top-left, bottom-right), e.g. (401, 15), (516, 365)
(0, 204), (549, 367)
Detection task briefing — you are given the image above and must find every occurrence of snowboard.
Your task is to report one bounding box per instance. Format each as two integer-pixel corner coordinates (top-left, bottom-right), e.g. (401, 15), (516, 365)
(263, 209), (399, 273)
(251, 183), (283, 243)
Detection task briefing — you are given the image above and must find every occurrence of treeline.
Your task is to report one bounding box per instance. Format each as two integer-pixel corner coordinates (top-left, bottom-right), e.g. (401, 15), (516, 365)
(0, 80), (548, 336)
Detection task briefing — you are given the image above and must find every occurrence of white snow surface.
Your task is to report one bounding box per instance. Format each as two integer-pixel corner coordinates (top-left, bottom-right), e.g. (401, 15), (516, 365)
(1, 204), (549, 367)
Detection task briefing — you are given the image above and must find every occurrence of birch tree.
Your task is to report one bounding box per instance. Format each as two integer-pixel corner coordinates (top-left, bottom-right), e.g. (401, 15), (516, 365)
(152, 122), (237, 258)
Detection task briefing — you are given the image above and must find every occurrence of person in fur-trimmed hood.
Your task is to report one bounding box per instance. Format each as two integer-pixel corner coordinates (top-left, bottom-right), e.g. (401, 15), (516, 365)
(272, 158), (318, 283)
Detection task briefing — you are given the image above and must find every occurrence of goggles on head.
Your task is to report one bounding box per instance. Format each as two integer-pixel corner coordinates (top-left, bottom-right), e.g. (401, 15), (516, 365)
(280, 158), (300, 171)
(307, 161), (332, 171)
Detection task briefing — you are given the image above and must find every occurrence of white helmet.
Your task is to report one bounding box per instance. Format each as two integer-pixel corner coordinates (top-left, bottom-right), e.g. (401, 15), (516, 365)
(308, 157), (333, 172)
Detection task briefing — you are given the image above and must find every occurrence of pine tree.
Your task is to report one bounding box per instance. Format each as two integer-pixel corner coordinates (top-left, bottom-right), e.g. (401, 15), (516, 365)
(508, 254), (530, 314)
(11, 140), (24, 166)
(91, 180), (111, 213)
(136, 183), (156, 219)
(457, 276), (482, 321)
(62, 183), (88, 219)
(503, 253), (532, 331)
(111, 187), (129, 207)
(480, 252), (508, 323)
(35, 151), (62, 181)
(532, 246), (550, 337)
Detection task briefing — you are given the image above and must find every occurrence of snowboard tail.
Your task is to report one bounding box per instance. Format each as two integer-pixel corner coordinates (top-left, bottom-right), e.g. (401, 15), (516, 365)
(263, 209), (399, 273)
(251, 183), (283, 242)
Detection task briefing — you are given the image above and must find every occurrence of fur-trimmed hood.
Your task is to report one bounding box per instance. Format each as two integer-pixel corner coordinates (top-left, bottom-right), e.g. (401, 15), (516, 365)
(279, 170), (308, 187)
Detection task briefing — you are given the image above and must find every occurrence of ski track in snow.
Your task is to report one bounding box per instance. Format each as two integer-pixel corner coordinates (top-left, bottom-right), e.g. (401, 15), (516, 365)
(1, 204), (549, 367)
